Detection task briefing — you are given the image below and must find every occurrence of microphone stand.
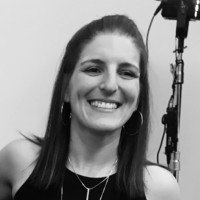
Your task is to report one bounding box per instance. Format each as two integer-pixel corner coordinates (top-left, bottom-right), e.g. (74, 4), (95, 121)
(162, 0), (189, 181)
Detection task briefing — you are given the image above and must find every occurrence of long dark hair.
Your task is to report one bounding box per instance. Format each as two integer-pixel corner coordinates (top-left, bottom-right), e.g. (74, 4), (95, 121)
(29, 15), (149, 198)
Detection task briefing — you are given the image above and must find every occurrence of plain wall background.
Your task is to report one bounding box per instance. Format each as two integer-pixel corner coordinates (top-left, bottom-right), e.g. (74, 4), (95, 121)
(0, 0), (200, 199)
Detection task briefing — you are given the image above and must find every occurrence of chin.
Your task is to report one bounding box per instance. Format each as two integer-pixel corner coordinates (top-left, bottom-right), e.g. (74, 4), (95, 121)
(89, 121), (122, 133)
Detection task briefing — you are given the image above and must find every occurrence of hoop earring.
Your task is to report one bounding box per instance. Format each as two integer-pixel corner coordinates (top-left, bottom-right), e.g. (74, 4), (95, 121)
(123, 110), (143, 136)
(61, 102), (71, 124)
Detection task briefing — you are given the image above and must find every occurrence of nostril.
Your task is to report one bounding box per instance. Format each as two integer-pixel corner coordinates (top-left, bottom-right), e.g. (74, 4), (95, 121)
(99, 82), (118, 93)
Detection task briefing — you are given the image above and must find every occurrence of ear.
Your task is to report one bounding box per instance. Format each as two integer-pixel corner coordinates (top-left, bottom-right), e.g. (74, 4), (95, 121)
(63, 73), (71, 102)
(64, 88), (70, 102)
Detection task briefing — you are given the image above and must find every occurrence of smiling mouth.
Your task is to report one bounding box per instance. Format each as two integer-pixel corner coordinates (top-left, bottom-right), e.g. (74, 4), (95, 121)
(88, 100), (121, 110)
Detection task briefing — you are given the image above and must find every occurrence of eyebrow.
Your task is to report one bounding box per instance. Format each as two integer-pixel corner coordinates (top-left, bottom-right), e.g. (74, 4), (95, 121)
(119, 62), (140, 70)
(80, 59), (105, 66)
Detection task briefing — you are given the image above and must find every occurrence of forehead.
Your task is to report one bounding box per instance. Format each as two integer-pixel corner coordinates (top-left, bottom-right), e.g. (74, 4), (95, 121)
(78, 33), (140, 65)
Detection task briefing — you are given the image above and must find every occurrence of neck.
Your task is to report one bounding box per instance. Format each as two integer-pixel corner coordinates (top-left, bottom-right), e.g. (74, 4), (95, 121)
(68, 118), (120, 177)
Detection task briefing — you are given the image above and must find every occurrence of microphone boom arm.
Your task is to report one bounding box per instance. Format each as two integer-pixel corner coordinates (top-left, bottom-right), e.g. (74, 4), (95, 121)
(162, 0), (188, 180)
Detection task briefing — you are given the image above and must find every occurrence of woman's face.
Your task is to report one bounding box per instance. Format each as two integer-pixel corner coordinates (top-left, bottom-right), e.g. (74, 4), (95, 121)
(65, 33), (141, 133)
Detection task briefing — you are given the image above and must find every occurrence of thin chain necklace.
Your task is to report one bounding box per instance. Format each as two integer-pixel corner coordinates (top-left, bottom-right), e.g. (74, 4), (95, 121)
(60, 158), (118, 200)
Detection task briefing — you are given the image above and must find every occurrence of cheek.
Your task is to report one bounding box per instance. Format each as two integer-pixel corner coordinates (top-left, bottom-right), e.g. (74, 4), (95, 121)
(124, 80), (140, 103)
(68, 79), (92, 103)
(68, 74), (83, 99)
(70, 75), (102, 100)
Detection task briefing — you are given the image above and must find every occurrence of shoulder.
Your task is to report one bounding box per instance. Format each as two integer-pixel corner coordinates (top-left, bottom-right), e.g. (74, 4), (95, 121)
(0, 138), (40, 183)
(144, 165), (181, 200)
(0, 138), (40, 199)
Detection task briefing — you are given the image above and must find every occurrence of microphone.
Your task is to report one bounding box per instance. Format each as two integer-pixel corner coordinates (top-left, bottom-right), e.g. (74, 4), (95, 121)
(157, 0), (200, 20)
(156, 0), (200, 51)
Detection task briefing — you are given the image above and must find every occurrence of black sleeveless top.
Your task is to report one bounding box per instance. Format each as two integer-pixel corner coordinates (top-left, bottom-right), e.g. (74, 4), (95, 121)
(14, 168), (147, 200)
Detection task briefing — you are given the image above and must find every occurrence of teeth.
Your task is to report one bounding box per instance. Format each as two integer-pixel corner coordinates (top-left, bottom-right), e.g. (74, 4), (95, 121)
(90, 101), (118, 109)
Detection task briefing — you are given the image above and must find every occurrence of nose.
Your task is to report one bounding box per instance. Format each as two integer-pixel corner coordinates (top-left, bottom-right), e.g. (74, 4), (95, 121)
(99, 70), (119, 94)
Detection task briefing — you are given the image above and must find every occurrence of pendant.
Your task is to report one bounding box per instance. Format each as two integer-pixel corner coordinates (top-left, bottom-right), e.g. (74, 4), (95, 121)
(86, 188), (90, 200)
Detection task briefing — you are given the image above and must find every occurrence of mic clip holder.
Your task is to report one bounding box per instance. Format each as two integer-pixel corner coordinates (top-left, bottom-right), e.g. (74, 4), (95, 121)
(162, 106), (178, 166)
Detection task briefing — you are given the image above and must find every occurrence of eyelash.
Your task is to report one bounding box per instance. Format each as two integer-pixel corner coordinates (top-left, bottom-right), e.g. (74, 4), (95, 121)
(83, 66), (102, 76)
(83, 66), (139, 79)
(118, 70), (139, 79)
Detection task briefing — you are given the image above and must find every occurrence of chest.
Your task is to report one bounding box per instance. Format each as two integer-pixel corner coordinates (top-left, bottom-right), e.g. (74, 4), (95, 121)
(14, 168), (146, 200)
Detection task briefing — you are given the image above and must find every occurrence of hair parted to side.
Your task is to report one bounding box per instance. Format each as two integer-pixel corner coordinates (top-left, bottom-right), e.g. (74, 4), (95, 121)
(29, 14), (150, 198)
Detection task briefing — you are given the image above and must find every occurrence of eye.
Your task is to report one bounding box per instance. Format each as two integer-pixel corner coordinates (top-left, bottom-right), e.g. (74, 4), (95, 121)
(83, 66), (102, 76)
(118, 70), (140, 80)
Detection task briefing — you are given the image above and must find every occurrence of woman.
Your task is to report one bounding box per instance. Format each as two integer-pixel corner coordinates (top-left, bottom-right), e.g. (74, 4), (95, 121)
(0, 15), (180, 200)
